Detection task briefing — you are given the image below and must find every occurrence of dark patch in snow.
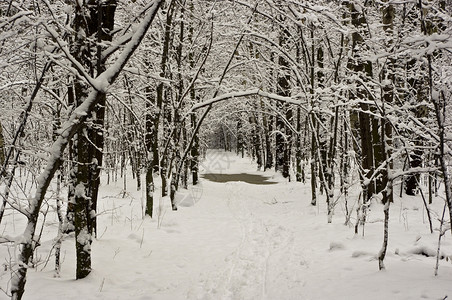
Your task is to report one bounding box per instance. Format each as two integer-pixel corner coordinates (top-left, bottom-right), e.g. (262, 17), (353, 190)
(201, 173), (277, 185)
(409, 246), (449, 259)
(329, 241), (345, 251)
(351, 250), (371, 258)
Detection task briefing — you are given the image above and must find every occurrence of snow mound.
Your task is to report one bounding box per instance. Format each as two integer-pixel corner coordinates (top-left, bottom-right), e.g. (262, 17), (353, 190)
(408, 245), (451, 260)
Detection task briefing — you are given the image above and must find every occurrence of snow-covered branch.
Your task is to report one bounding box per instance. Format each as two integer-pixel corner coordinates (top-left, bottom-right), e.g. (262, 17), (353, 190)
(43, 24), (99, 90)
(188, 89), (307, 113)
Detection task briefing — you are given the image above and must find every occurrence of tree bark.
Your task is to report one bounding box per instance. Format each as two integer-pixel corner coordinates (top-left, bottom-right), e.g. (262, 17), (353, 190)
(157, 0), (176, 198)
(0, 122), (4, 170)
(276, 17), (291, 179)
(378, 0), (395, 270)
(348, 2), (375, 203)
(70, 0), (117, 279)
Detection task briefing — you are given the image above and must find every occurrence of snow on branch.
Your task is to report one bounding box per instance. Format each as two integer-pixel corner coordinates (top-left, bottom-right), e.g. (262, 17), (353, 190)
(43, 24), (99, 90)
(188, 89), (307, 113)
(102, 0), (162, 61)
(0, 10), (33, 29)
(389, 167), (441, 180)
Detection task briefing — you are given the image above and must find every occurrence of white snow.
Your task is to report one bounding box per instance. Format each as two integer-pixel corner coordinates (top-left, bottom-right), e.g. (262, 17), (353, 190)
(2, 150), (452, 299)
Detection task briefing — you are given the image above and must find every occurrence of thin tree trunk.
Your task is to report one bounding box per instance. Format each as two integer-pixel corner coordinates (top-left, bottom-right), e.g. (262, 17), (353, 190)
(191, 113), (199, 185)
(145, 86), (157, 217)
(264, 110), (273, 170)
(310, 116), (317, 206)
(275, 15), (291, 178)
(348, 2), (375, 205)
(0, 122), (4, 170)
(295, 106), (302, 182)
(157, 1), (176, 199)
(54, 170), (64, 277)
(378, 0), (395, 270)
(434, 90), (452, 233)
(342, 113), (351, 225)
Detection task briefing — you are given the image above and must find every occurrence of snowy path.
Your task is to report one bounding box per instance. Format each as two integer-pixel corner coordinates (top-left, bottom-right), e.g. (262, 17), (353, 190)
(16, 150), (452, 299)
(191, 183), (301, 300)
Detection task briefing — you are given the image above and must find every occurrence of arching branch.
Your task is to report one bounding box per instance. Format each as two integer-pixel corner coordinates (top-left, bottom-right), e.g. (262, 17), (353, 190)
(187, 88), (307, 113)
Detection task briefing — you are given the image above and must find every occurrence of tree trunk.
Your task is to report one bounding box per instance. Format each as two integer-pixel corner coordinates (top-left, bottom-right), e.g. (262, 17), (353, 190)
(295, 107), (303, 182)
(310, 120), (317, 206)
(276, 19), (291, 178)
(264, 110), (274, 170)
(73, 133), (93, 278)
(237, 120), (244, 157)
(145, 84), (157, 217)
(348, 2), (375, 204)
(0, 122), (4, 170)
(191, 113), (199, 185)
(283, 107), (293, 179)
(69, 0), (117, 278)
(0, 122), (8, 224)
(157, 1), (176, 198)
(378, 0), (395, 270)
(188, 10), (199, 185)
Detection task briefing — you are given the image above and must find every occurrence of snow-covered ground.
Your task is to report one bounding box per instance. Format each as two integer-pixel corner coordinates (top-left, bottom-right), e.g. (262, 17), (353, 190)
(2, 150), (452, 299)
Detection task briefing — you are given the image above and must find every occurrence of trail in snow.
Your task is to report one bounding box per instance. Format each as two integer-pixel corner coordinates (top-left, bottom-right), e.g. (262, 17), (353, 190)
(192, 182), (302, 300)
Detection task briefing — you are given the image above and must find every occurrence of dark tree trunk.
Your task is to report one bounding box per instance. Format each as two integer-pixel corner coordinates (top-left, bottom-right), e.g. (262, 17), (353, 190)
(295, 107), (303, 182)
(157, 1), (176, 198)
(65, 82), (76, 233)
(145, 86), (156, 217)
(348, 2), (375, 203)
(251, 112), (263, 170)
(0, 122), (4, 169)
(276, 18), (291, 178)
(191, 113), (199, 185)
(70, 0), (117, 279)
(265, 113), (274, 170)
(237, 120), (244, 157)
